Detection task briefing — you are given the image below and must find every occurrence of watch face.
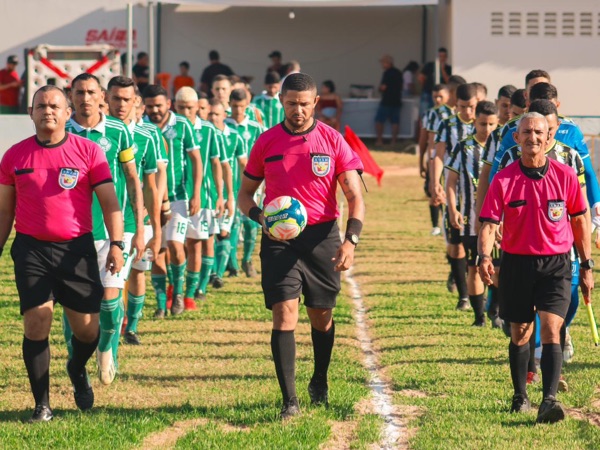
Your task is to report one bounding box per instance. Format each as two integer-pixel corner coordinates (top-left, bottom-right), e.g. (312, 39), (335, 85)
(350, 234), (359, 244)
(589, 259), (595, 269)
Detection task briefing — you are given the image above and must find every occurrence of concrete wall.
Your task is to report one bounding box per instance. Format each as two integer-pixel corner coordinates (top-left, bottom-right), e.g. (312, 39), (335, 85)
(451, 0), (600, 115)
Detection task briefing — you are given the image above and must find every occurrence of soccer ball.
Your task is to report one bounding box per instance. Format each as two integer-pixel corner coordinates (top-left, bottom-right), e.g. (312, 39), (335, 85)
(264, 196), (308, 240)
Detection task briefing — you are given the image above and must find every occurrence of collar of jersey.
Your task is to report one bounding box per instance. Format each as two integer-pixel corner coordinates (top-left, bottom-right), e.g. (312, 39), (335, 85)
(457, 113), (473, 125)
(126, 120), (136, 133)
(215, 125), (231, 136)
(281, 119), (317, 136)
(162, 111), (177, 131)
(226, 116), (249, 127)
(69, 112), (107, 134)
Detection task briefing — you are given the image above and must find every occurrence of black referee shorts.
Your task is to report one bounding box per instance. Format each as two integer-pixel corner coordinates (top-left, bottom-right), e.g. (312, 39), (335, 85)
(11, 233), (104, 315)
(443, 206), (462, 245)
(260, 220), (342, 310)
(499, 252), (571, 324)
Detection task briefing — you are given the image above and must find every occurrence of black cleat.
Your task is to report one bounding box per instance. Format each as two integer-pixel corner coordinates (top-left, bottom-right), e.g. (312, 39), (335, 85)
(194, 291), (207, 302)
(472, 316), (486, 327)
(66, 360), (94, 411)
(308, 379), (329, 406)
(456, 299), (471, 311)
(154, 308), (166, 319)
(171, 294), (185, 316)
(446, 272), (456, 293)
(280, 397), (301, 420)
(536, 396), (566, 423)
(124, 331), (141, 345)
(489, 315), (503, 329)
(510, 394), (531, 413)
(212, 277), (224, 289)
(28, 404), (53, 423)
(227, 269), (239, 278)
(242, 260), (257, 278)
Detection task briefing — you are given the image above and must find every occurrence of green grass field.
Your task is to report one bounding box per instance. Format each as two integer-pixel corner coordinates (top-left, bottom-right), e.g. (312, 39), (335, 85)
(1, 151), (599, 449)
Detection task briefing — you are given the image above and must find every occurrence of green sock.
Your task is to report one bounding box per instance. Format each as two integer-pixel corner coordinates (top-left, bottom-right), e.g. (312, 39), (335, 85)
(151, 274), (167, 310)
(126, 293), (145, 333)
(111, 295), (125, 368)
(229, 220), (241, 271)
(62, 309), (73, 359)
(170, 262), (186, 296)
(243, 222), (258, 263)
(215, 239), (232, 278)
(99, 295), (122, 354)
(166, 264), (174, 286)
(198, 256), (214, 294)
(185, 271), (201, 298)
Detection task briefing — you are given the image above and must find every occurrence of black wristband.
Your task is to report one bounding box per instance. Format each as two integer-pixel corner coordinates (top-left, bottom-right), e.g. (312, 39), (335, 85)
(346, 218), (363, 237)
(249, 206), (263, 224)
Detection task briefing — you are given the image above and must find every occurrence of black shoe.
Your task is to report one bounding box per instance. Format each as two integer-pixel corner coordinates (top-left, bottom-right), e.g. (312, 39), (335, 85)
(472, 316), (486, 327)
(446, 272), (456, 293)
(66, 360), (94, 411)
(28, 404), (53, 423)
(536, 396), (566, 423)
(228, 269), (239, 278)
(209, 274), (217, 284)
(510, 394), (531, 413)
(490, 315), (503, 329)
(194, 291), (207, 302)
(171, 294), (185, 316)
(242, 260), (257, 278)
(154, 308), (166, 319)
(124, 331), (141, 345)
(308, 379), (329, 406)
(212, 277), (224, 289)
(280, 397), (301, 420)
(456, 299), (471, 311)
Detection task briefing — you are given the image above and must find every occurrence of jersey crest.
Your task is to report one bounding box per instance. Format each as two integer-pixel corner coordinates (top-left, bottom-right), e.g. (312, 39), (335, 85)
(97, 136), (112, 153)
(242, 130), (251, 141)
(312, 155), (331, 177)
(548, 200), (565, 222)
(164, 127), (177, 140)
(59, 168), (80, 190)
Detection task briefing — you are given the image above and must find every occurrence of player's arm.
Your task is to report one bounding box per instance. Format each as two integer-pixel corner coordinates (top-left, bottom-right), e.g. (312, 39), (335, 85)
(187, 149), (202, 216)
(475, 164), (492, 233)
(142, 171), (161, 258)
(572, 212), (593, 297)
(94, 182), (125, 274)
(334, 170), (366, 272)
(432, 141), (446, 197)
(222, 161), (234, 217)
(477, 221), (497, 286)
(211, 156), (224, 217)
(121, 160), (145, 262)
(445, 170), (462, 230)
(0, 185), (15, 252)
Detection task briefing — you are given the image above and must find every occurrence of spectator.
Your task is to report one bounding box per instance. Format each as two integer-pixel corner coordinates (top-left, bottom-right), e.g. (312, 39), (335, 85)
(375, 54), (403, 147)
(0, 55), (22, 114)
(402, 61), (420, 97)
(132, 52), (150, 94)
(268, 50), (287, 78)
(200, 50), (234, 97)
(173, 61), (195, 95)
(419, 47), (452, 113)
(316, 80), (343, 132)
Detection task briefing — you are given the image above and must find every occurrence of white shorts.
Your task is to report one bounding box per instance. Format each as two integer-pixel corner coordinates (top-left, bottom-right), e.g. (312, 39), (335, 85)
(219, 209), (235, 234)
(95, 232), (134, 289)
(131, 225), (154, 272)
(165, 200), (189, 244)
(187, 208), (219, 240)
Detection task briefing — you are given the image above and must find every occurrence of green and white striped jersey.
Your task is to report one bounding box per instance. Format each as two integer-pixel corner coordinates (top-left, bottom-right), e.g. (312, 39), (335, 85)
(214, 125), (245, 200)
(252, 93), (284, 129)
(188, 118), (221, 209)
(224, 116), (264, 157)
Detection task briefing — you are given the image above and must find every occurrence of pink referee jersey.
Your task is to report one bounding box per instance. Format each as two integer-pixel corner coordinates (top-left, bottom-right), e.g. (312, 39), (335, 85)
(0, 134), (112, 241)
(245, 121), (363, 225)
(480, 158), (587, 255)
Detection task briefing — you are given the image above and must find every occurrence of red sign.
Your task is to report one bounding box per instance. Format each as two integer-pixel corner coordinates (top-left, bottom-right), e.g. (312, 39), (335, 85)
(85, 28), (137, 49)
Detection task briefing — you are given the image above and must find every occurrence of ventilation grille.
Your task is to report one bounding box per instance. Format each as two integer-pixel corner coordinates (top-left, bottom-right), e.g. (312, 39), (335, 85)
(490, 10), (597, 37)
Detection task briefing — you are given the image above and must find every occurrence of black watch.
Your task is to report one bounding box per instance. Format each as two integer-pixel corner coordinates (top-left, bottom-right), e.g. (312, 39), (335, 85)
(580, 259), (595, 270)
(110, 240), (126, 251)
(345, 233), (359, 246)
(476, 254), (491, 266)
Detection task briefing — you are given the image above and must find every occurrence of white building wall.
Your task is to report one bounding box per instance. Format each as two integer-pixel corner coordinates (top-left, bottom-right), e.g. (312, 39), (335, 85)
(451, 0), (600, 116)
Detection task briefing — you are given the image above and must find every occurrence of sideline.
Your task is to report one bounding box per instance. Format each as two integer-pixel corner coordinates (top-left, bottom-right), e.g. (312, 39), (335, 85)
(344, 266), (404, 449)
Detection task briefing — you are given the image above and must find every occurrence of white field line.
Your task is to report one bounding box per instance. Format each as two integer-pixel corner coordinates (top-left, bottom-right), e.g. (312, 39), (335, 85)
(344, 265), (403, 449)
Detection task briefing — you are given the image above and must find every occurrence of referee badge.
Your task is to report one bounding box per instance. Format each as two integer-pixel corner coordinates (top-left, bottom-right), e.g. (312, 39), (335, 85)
(97, 136), (112, 153)
(548, 200), (565, 222)
(312, 155), (331, 177)
(58, 168), (80, 190)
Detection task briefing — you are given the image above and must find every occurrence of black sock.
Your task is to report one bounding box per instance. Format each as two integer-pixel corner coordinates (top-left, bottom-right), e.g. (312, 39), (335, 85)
(469, 294), (485, 321)
(541, 343), (563, 398)
(311, 321), (335, 384)
(271, 330), (296, 403)
(70, 332), (99, 374)
(23, 336), (50, 407)
(527, 332), (537, 373)
(430, 205), (440, 228)
(559, 324), (566, 353)
(509, 341), (529, 397)
(450, 257), (468, 299)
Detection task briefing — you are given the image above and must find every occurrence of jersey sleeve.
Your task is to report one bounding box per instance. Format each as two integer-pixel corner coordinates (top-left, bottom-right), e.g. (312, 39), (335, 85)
(118, 125), (135, 164)
(143, 136), (158, 174)
(0, 149), (14, 186)
(434, 120), (447, 144)
(244, 136), (265, 180)
(498, 147), (518, 172)
(482, 131), (497, 166)
(235, 134), (246, 158)
(565, 167), (587, 217)
(207, 128), (220, 160)
(183, 119), (200, 152)
(88, 142), (113, 187)
(334, 133), (364, 176)
(445, 143), (461, 173)
(571, 151), (586, 187)
(479, 176), (504, 224)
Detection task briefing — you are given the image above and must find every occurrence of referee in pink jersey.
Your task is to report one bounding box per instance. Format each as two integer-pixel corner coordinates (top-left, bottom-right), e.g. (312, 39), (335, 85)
(0, 86), (124, 422)
(238, 73), (365, 419)
(478, 112), (593, 424)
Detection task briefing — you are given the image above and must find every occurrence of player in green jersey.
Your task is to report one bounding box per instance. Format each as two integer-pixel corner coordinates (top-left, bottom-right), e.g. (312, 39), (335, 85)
(225, 88), (264, 278)
(252, 71), (285, 130)
(230, 75), (265, 127)
(106, 77), (162, 345)
(143, 85), (202, 317)
(209, 98), (246, 288)
(64, 73), (144, 386)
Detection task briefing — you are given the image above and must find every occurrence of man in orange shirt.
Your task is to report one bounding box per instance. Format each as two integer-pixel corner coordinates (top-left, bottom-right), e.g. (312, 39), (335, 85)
(173, 61), (195, 96)
(0, 55), (21, 114)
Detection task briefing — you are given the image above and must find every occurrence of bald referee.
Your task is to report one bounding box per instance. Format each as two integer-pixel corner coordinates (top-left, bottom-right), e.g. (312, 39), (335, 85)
(0, 86), (124, 422)
(239, 73), (365, 419)
(478, 112), (593, 423)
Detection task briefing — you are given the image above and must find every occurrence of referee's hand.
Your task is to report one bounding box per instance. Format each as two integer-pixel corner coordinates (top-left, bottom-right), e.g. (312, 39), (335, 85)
(260, 213), (286, 243)
(332, 241), (355, 272)
(478, 258), (495, 286)
(106, 247), (125, 275)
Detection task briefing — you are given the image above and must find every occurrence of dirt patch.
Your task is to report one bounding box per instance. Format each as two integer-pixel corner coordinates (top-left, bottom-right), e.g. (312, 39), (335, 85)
(567, 408), (600, 428)
(381, 165), (419, 177)
(394, 404), (425, 449)
(397, 389), (428, 398)
(320, 420), (359, 450)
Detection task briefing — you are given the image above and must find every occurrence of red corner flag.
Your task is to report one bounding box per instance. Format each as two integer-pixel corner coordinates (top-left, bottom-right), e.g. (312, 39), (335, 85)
(344, 125), (384, 186)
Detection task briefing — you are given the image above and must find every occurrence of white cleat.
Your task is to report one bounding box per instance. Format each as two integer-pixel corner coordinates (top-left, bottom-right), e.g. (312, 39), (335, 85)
(431, 227), (441, 236)
(96, 349), (116, 385)
(563, 328), (574, 364)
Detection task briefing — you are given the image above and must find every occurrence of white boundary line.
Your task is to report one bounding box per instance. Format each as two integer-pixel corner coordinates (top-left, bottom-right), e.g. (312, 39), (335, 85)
(344, 265), (403, 449)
